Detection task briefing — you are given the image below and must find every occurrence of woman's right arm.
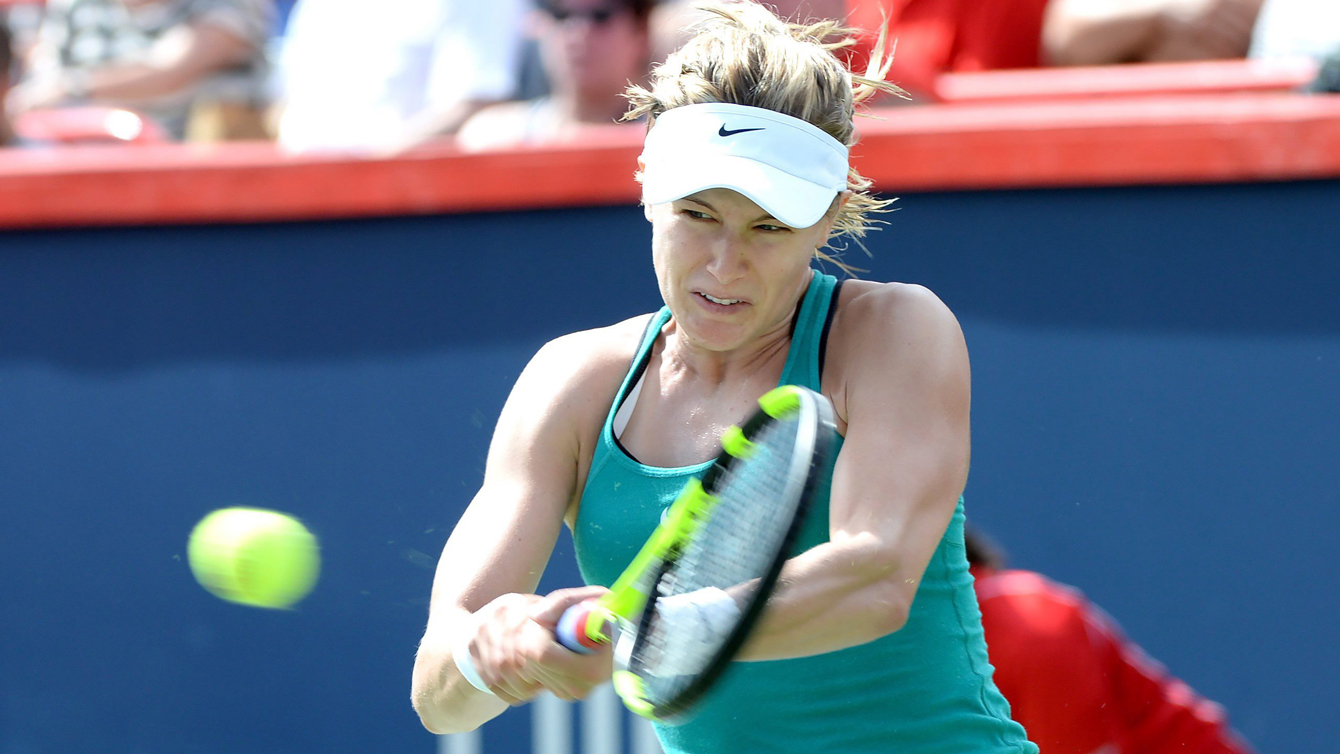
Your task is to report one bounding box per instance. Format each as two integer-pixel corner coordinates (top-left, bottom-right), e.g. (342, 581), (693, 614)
(410, 337), (603, 734)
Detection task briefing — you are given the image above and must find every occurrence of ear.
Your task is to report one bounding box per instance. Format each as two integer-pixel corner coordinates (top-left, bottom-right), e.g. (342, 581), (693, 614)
(637, 157), (653, 221)
(832, 191), (852, 220)
(816, 191), (849, 245)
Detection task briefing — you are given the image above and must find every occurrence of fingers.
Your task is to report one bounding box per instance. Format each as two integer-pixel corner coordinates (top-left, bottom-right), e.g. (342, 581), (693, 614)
(524, 658), (587, 701)
(468, 593), (545, 704)
(465, 589), (616, 705)
(505, 618), (614, 701)
(527, 585), (611, 627)
(530, 587), (616, 700)
(535, 630), (617, 697)
(477, 641), (545, 704)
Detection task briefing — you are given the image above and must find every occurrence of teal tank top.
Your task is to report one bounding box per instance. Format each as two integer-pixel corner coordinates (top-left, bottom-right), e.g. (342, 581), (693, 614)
(574, 272), (1037, 754)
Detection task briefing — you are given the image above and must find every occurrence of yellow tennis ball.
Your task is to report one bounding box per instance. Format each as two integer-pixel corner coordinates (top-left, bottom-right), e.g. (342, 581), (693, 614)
(188, 507), (320, 609)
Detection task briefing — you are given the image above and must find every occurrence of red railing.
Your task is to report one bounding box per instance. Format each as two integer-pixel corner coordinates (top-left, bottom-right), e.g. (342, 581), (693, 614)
(2, 69), (1339, 230)
(934, 58), (1319, 104)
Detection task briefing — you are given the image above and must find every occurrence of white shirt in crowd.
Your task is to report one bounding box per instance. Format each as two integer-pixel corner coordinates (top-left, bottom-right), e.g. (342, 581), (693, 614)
(276, 0), (526, 152)
(1250, 0), (1340, 60)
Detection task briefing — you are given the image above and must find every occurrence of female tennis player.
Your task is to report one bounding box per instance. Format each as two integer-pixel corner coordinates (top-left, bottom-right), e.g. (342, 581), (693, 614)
(412, 3), (1036, 752)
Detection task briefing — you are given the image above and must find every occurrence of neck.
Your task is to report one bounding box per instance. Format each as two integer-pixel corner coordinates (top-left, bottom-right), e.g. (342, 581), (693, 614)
(659, 273), (811, 387)
(661, 318), (792, 387)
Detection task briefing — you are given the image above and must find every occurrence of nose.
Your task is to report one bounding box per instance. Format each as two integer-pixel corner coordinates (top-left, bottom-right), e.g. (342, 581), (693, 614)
(566, 18), (595, 37)
(704, 233), (748, 285)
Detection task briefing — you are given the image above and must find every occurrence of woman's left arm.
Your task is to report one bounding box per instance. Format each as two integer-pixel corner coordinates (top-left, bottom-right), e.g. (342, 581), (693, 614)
(738, 282), (971, 660)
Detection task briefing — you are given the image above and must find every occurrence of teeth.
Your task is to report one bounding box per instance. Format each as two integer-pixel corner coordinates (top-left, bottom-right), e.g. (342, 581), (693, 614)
(702, 293), (741, 305)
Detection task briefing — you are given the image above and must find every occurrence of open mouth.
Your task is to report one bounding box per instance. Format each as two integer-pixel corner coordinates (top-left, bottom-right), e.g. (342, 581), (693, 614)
(697, 292), (744, 306)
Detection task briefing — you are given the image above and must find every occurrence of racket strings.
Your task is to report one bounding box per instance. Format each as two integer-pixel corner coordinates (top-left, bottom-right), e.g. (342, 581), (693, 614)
(633, 416), (804, 705)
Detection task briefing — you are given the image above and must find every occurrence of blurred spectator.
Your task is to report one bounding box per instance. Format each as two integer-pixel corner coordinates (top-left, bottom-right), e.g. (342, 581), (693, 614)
(5, 0), (273, 140)
(1249, 0), (1340, 62)
(456, 0), (653, 151)
(651, 0), (844, 64)
(1248, 0), (1340, 94)
(275, 0), (527, 153)
(842, 0), (1054, 99)
(966, 528), (1257, 754)
(1042, 0), (1266, 67)
(1, 10), (14, 146)
(652, 0), (1051, 101)
(841, 0), (1272, 99)
(1308, 50), (1340, 93)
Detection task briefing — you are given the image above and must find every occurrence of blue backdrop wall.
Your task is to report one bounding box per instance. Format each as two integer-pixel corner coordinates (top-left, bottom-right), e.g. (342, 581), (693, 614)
(2, 179), (1336, 754)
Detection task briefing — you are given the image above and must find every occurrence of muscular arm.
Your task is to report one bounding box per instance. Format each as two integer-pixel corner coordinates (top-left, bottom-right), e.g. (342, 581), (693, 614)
(411, 321), (645, 733)
(411, 339), (589, 733)
(737, 283), (971, 660)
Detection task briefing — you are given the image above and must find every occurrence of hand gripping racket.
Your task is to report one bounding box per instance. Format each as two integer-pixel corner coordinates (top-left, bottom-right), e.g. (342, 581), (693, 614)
(554, 385), (837, 723)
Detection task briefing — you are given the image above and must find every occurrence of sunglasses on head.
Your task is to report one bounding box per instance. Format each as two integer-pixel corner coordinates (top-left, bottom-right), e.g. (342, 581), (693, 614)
(544, 4), (624, 24)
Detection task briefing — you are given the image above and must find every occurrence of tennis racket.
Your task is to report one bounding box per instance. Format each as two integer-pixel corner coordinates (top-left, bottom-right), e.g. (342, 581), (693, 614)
(554, 384), (837, 723)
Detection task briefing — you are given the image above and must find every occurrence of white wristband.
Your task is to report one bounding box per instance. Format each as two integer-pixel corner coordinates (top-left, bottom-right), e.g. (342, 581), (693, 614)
(658, 586), (741, 635)
(452, 618), (495, 696)
(649, 587), (741, 677)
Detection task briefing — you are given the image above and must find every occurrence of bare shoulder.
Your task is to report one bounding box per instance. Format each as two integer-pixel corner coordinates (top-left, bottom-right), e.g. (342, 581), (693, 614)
(826, 280), (968, 421)
(832, 279), (964, 353)
(511, 314), (656, 436)
(531, 314), (653, 391)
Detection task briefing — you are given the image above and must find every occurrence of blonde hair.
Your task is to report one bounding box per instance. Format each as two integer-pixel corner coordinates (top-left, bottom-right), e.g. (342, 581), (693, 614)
(625, 1), (903, 270)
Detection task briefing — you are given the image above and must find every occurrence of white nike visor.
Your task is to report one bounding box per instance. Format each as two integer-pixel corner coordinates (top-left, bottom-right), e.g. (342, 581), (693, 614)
(639, 102), (849, 230)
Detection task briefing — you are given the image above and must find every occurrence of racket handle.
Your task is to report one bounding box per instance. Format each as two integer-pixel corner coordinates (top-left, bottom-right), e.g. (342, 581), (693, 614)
(555, 600), (610, 654)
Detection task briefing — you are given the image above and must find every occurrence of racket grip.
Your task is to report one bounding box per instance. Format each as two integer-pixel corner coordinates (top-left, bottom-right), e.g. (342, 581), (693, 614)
(555, 600), (609, 654)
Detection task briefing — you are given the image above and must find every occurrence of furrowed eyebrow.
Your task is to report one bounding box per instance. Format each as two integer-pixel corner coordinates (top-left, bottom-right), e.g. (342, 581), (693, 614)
(682, 195), (781, 225)
(682, 195), (718, 213)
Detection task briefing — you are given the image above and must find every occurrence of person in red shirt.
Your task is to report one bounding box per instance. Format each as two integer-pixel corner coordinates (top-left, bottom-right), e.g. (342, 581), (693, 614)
(966, 528), (1256, 754)
(842, 0), (1267, 99)
(658, 1), (1265, 101)
(843, 0), (1053, 97)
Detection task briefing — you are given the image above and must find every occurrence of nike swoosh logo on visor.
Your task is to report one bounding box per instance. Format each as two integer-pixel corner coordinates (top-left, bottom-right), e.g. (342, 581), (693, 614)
(718, 125), (764, 137)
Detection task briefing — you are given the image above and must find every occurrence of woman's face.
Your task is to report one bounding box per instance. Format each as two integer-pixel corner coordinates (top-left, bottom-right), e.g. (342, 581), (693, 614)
(536, 0), (647, 97)
(647, 188), (835, 354)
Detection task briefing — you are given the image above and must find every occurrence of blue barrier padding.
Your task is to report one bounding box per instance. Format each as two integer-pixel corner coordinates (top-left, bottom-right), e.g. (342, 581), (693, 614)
(1, 180), (1337, 754)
